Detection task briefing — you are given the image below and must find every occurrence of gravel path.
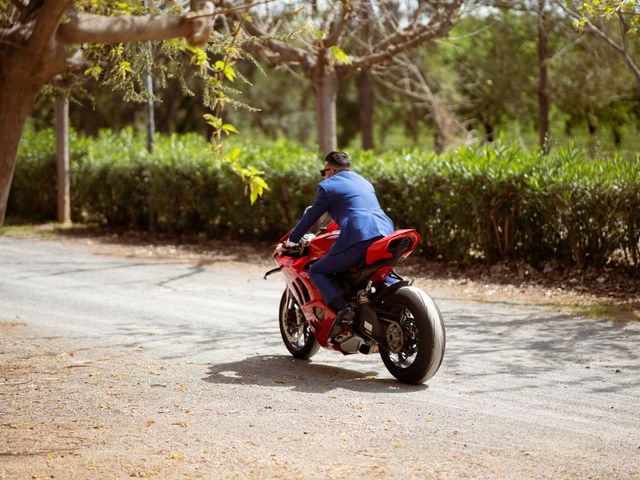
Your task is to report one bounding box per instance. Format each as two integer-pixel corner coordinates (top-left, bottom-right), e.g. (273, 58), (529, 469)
(1, 236), (639, 479)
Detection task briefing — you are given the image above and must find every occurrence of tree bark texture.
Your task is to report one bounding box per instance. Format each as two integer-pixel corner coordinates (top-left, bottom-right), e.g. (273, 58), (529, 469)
(313, 69), (338, 154)
(58, 7), (215, 46)
(358, 69), (375, 150)
(537, 0), (550, 154)
(55, 96), (71, 224)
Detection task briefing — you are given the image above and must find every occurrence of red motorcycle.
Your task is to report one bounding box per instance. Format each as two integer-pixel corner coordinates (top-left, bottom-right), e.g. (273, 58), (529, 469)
(264, 222), (445, 384)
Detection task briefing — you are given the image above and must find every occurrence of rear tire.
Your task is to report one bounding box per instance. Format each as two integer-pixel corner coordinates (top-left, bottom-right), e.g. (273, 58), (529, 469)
(379, 286), (445, 384)
(278, 289), (320, 360)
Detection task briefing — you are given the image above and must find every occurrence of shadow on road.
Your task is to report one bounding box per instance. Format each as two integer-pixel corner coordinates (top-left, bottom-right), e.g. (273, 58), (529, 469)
(202, 354), (428, 394)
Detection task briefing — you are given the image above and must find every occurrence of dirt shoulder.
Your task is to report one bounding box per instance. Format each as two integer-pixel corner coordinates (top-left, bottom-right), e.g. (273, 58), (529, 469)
(0, 321), (314, 480)
(4, 223), (640, 321)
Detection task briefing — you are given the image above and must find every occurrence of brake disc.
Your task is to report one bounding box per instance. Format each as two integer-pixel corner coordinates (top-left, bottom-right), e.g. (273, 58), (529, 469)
(386, 321), (404, 353)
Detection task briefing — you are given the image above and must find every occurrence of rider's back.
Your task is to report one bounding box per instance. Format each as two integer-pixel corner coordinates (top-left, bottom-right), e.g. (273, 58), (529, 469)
(320, 171), (393, 254)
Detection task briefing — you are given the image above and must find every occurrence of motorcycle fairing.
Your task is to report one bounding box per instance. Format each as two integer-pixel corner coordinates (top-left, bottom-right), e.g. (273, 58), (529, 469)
(364, 229), (420, 266)
(274, 228), (421, 352)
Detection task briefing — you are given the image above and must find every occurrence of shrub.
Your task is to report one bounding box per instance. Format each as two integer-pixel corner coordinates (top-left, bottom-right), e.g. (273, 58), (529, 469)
(9, 129), (640, 268)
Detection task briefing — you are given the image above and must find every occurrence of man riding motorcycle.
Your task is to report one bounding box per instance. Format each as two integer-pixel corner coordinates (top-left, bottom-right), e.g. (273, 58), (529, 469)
(277, 151), (394, 339)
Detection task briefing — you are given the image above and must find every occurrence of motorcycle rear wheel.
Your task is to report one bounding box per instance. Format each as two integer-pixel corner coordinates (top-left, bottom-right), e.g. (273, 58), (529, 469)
(379, 286), (445, 384)
(279, 289), (320, 359)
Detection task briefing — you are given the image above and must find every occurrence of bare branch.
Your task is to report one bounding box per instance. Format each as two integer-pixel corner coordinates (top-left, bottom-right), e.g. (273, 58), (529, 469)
(218, 0), (313, 74)
(58, 2), (215, 46)
(373, 1), (450, 53)
(323, 0), (351, 47)
(556, 2), (625, 55)
(189, 0), (276, 19)
(320, 0), (337, 39)
(407, 0), (429, 30)
(557, 1), (640, 91)
(349, 5), (461, 72)
(485, 0), (534, 12)
(353, 0), (462, 71)
(618, 10), (631, 52)
(241, 36), (309, 73)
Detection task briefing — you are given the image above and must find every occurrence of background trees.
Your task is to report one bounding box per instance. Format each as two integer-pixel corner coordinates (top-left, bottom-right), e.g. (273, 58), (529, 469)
(5, 1), (640, 268)
(7, 1), (640, 162)
(223, 0), (463, 152)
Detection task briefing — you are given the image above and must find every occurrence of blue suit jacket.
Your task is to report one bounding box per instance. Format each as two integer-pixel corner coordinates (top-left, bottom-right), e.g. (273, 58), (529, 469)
(288, 170), (394, 254)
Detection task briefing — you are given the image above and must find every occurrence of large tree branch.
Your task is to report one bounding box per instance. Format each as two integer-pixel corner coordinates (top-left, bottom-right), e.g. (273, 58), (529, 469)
(57, 2), (215, 46)
(28, 0), (71, 53)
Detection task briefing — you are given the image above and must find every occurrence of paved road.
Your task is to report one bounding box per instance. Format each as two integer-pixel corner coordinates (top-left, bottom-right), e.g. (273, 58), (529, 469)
(1, 236), (639, 479)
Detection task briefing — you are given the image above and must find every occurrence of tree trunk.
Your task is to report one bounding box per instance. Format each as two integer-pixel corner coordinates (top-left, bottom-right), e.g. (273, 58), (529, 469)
(564, 119), (572, 137)
(481, 115), (494, 143)
(358, 69), (375, 150)
(55, 96), (72, 224)
(0, 52), (50, 229)
(612, 125), (622, 145)
(587, 112), (598, 135)
(312, 68), (338, 153)
(0, 12), (69, 228)
(537, 0), (550, 154)
(144, 71), (155, 153)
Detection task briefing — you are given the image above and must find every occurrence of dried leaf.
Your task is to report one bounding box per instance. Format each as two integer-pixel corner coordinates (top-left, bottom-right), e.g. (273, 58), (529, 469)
(166, 454), (185, 461)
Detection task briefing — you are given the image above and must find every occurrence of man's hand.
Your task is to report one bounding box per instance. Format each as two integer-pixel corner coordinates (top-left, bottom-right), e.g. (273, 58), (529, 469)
(274, 240), (299, 256)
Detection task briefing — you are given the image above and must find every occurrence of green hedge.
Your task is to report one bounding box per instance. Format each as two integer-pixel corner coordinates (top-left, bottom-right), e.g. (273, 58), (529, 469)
(9, 128), (640, 268)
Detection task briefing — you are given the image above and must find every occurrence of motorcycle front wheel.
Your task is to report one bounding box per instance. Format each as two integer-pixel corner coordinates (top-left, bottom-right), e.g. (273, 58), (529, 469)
(379, 286), (446, 384)
(278, 289), (320, 359)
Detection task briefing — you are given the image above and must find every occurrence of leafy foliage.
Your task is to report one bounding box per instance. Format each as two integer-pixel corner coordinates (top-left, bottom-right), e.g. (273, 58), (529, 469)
(10, 129), (640, 267)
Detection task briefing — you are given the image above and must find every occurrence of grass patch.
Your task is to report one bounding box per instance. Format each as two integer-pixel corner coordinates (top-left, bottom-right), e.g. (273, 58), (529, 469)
(571, 303), (640, 322)
(2, 221), (73, 239)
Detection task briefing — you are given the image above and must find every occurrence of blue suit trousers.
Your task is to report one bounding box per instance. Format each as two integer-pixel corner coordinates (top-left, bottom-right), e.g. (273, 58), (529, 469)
(308, 237), (379, 305)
